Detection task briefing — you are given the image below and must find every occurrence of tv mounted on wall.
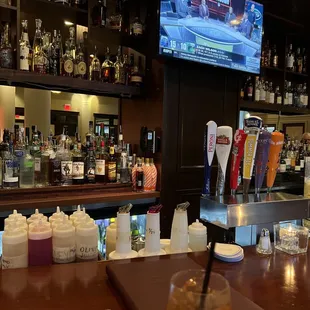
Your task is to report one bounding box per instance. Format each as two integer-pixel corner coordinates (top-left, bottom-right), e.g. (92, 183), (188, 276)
(159, 0), (264, 74)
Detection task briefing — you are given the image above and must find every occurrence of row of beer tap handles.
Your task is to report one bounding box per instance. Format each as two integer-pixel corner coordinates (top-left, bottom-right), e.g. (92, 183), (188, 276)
(202, 116), (285, 197)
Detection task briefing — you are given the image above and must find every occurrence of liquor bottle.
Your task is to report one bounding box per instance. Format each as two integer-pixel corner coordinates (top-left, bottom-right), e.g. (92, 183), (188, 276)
(2, 139), (19, 189)
(72, 143), (85, 185)
(91, 0), (107, 27)
(295, 146), (301, 172)
(296, 48), (303, 74)
(135, 158), (144, 192)
(269, 82), (275, 104)
(286, 44), (294, 71)
(82, 31), (89, 78)
(114, 46), (125, 84)
(101, 47), (115, 83)
(50, 30), (61, 76)
(123, 54), (131, 85)
(121, 0), (130, 34)
(68, 27), (76, 60)
(20, 20), (32, 71)
(131, 1), (143, 36)
(49, 145), (61, 186)
(254, 77), (260, 102)
(32, 19), (48, 74)
(57, 30), (64, 75)
(40, 138), (53, 187)
(275, 86), (282, 105)
(120, 149), (129, 183)
(60, 142), (73, 186)
(272, 44), (278, 68)
(109, 0), (122, 31)
(42, 31), (51, 74)
(283, 81), (289, 105)
(287, 81), (293, 106)
(290, 141), (296, 171)
(14, 127), (25, 159)
(130, 56), (143, 87)
(299, 84), (304, 108)
(300, 144), (306, 172)
(259, 78), (266, 102)
(302, 48), (307, 74)
(74, 43), (87, 79)
(85, 121), (96, 148)
(95, 141), (109, 183)
(84, 137), (96, 184)
(279, 144), (287, 173)
(20, 135), (35, 188)
(0, 129), (10, 158)
(108, 145), (117, 183)
(89, 45), (101, 81)
(62, 42), (74, 77)
(265, 81), (270, 104)
(0, 23), (13, 69)
(302, 83), (308, 108)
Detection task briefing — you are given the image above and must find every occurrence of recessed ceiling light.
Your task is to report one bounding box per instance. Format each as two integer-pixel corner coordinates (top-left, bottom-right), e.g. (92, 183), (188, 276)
(51, 91), (61, 94)
(64, 20), (74, 26)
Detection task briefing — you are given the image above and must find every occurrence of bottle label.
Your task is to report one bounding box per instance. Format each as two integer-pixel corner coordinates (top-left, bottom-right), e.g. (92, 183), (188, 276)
(288, 93), (293, 105)
(137, 180), (142, 186)
(260, 90), (266, 101)
(288, 56), (294, 68)
(295, 165), (301, 172)
(35, 157), (41, 172)
(3, 160), (19, 184)
(300, 95), (305, 105)
(14, 150), (25, 158)
(247, 87), (253, 97)
(284, 93), (288, 105)
(24, 159), (34, 169)
(0, 49), (13, 69)
(64, 59), (74, 73)
(76, 244), (98, 260)
(133, 23), (143, 35)
(61, 160), (73, 178)
(276, 96), (282, 104)
(2, 253), (28, 269)
(77, 61), (86, 75)
(20, 46), (30, 71)
(269, 93), (275, 104)
(95, 159), (105, 175)
(285, 158), (291, 169)
(53, 246), (76, 264)
(304, 95), (309, 107)
(280, 164), (286, 173)
(72, 162), (84, 179)
(108, 163), (116, 179)
(34, 62), (46, 74)
(255, 89), (260, 101)
(131, 76), (143, 83)
(301, 160), (305, 169)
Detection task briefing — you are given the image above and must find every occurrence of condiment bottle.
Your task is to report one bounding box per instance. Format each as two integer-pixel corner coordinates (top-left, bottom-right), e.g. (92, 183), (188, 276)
(27, 209), (48, 224)
(52, 219), (76, 264)
(2, 224), (28, 269)
(28, 220), (52, 266)
(70, 205), (85, 222)
(49, 206), (68, 225)
(52, 214), (71, 229)
(188, 220), (207, 252)
(76, 222), (98, 262)
(106, 221), (117, 259)
(4, 219), (28, 232)
(73, 217), (94, 228)
(4, 210), (27, 228)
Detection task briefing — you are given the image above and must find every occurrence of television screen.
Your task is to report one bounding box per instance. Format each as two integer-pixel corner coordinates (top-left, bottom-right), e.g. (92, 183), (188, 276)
(159, 0), (264, 74)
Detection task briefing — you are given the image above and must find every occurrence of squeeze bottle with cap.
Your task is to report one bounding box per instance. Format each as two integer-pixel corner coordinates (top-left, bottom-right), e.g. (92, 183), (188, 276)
(106, 221), (117, 259)
(52, 215), (71, 229)
(76, 222), (98, 262)
(53, 219), (76, 264)
(188, 220), (207, 252)
(49, 206), (68, 225)
(69, 205), (84, 222)
(28, 220), (52, 266)
(73, 217), (94, 228)
(2, 224), (28, 269)
(27, 209), (48, 224)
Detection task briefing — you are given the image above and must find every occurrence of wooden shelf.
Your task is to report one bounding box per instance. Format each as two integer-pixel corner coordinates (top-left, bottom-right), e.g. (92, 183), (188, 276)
(0, 183), (160, 211)
(0, 69), (141, 98)
(0, 2), (17, 10)
(26, 0), (87, 14)
(239, 100), (310, 115)
(285, 70), (309, 78)
(261, 66), (284, 73)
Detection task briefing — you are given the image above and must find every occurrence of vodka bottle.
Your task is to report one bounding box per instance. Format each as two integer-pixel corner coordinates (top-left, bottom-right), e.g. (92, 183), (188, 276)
(20, 136), (35, 188)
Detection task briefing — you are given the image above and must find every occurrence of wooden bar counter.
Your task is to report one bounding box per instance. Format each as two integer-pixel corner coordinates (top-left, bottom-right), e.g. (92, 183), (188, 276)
(1, 244), (309, 310)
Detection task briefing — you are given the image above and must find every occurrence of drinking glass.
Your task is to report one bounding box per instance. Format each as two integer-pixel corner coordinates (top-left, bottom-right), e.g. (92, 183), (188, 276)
(166, 270), (232, 310)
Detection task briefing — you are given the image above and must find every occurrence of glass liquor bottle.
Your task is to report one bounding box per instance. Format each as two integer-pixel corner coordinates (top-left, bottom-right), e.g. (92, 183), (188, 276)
(14, 127), (25, 159)
(62, 42), (74, 77)
(32, 19), (48, 74)
(0, 129), (10, 158)
(265, 81), (270, 104)
(40, 137), (53, 187)
(60, 141), (73, 186)
(135, 158), (144, 192)
(95, 140), (109, 183)
(108, 145), (117, 183)
(68, 27), (76, 60)
(130, 56), (143, 87)
(272, 44), (278, 68)
(302, 48), (307, 74)
(72, 143), (84, 185)
(296, 48), (303, 74)
(20, 136), (35, 189)
(89, 45), (101, 81)
(74, 43), (87, 79)
(122, 0), (130, 34)
(254, 77), (260, 102)
(269, 82), (275, 104)
(302, 83), (308, 108)
(131, 1), (143, 37)
(114, 46), (125, 84)
(108, 0), (122, 31)
(283, 80), (289, 105)
(101, 47), (115, 83)
(287, 81), (293, 106)
(50, 30), (61, 76)
(259, 78), (266, 102)
(91, 0), (107, 27)
(84, 137), (96, 184)
(0, 23), (13, 69)
(123, 54), (131, 85)
(42, 31), (51, 74)
(20, 20), (32, 71)
(2, 139), (19, 189)
(82, 31), (89, 78)
(286, 44), (294, 72)
(49, 145), (62, 186)
(275, 86), (282, 105)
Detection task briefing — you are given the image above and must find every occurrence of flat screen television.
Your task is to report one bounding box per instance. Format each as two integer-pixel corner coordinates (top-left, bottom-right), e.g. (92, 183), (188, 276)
(159, 0), (264, 74)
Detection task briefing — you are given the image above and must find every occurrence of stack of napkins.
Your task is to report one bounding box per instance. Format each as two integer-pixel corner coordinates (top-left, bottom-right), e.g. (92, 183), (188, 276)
(214, 243), (244, 263)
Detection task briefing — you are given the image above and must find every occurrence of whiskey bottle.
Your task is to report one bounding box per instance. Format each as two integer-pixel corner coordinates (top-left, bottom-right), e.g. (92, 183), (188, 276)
(82, 31), (89, 78)
(287, 81), (293, 106)
(254, 76), (260, 102)
(283, 81), (289, 105)
(269, 82), (275, 104)
(123, 54), (130, 85)
(68, 27), (76, 60)
(62, 42), (74, 77)
(19, 135), (35, 189)
(286, 44), (294, 72)
(84, 137), (96, 184)
(302, 48), (307, 74)
(108, 145), (117, 183)
(135, 158), (144, 192)
(2, 139), (19, 189)
(108, 0), (122, 31)
(72, 143), (84, 185)
(89, 45), (101, 81)
(0, 23), (13, 69)
(60, 142), (73, 186)
(42, 31), (51, 74)
(95, 140), (109, 183)
(131, 1), (143, 36)
(101, 47), (115, 83)
(259, 78), (266, 102)
(20, 20), (32, 71)
(114, 46), (125, 84)
(275, 86), (282, 105)
(272, 44), (278, 68)
(49, 146), (62, 186)
(130, 56), (143, 87)
(32, 19), (48, 74)
(50, 30), (61, 76)
(296, 48), (303, 74)
(74, 43), (87, 79)
(91, 0), (107, 27)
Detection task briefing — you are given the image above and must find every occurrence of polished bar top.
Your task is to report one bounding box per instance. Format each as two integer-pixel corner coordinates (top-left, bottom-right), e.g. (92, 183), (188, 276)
(1, 245), (309, 310)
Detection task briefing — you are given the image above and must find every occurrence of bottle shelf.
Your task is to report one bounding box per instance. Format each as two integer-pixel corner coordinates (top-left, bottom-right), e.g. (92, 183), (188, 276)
(0, 182), (160, 211)
(27, 0), (87, 14)
(239, 100), (310, 115)
(285, 70), (308, 78)
(261, 66), (285, 73)
(0, 2), (17, 10)
(0, 68), (142, 98)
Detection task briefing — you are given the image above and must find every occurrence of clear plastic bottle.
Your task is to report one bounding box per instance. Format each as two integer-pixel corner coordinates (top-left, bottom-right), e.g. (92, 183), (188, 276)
(20, 136), (35, 188)
(188, 220), (207, 252)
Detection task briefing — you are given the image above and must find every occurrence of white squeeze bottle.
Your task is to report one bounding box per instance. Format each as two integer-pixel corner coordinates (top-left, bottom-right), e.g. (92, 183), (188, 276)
(76, 221), (98, 262)
(106, 221), (117, 259)
(49, 206), (68, 225)
(2, 223), (28, 269)
(27, 209), (48, 224)
(73, 217), (94, 228)
(188, 220), (207, 252)
(52, 218), (76, 264)
(69, 205), (84, 222)
(52, 215), (71, 229)
(5, 210), (27, 227)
